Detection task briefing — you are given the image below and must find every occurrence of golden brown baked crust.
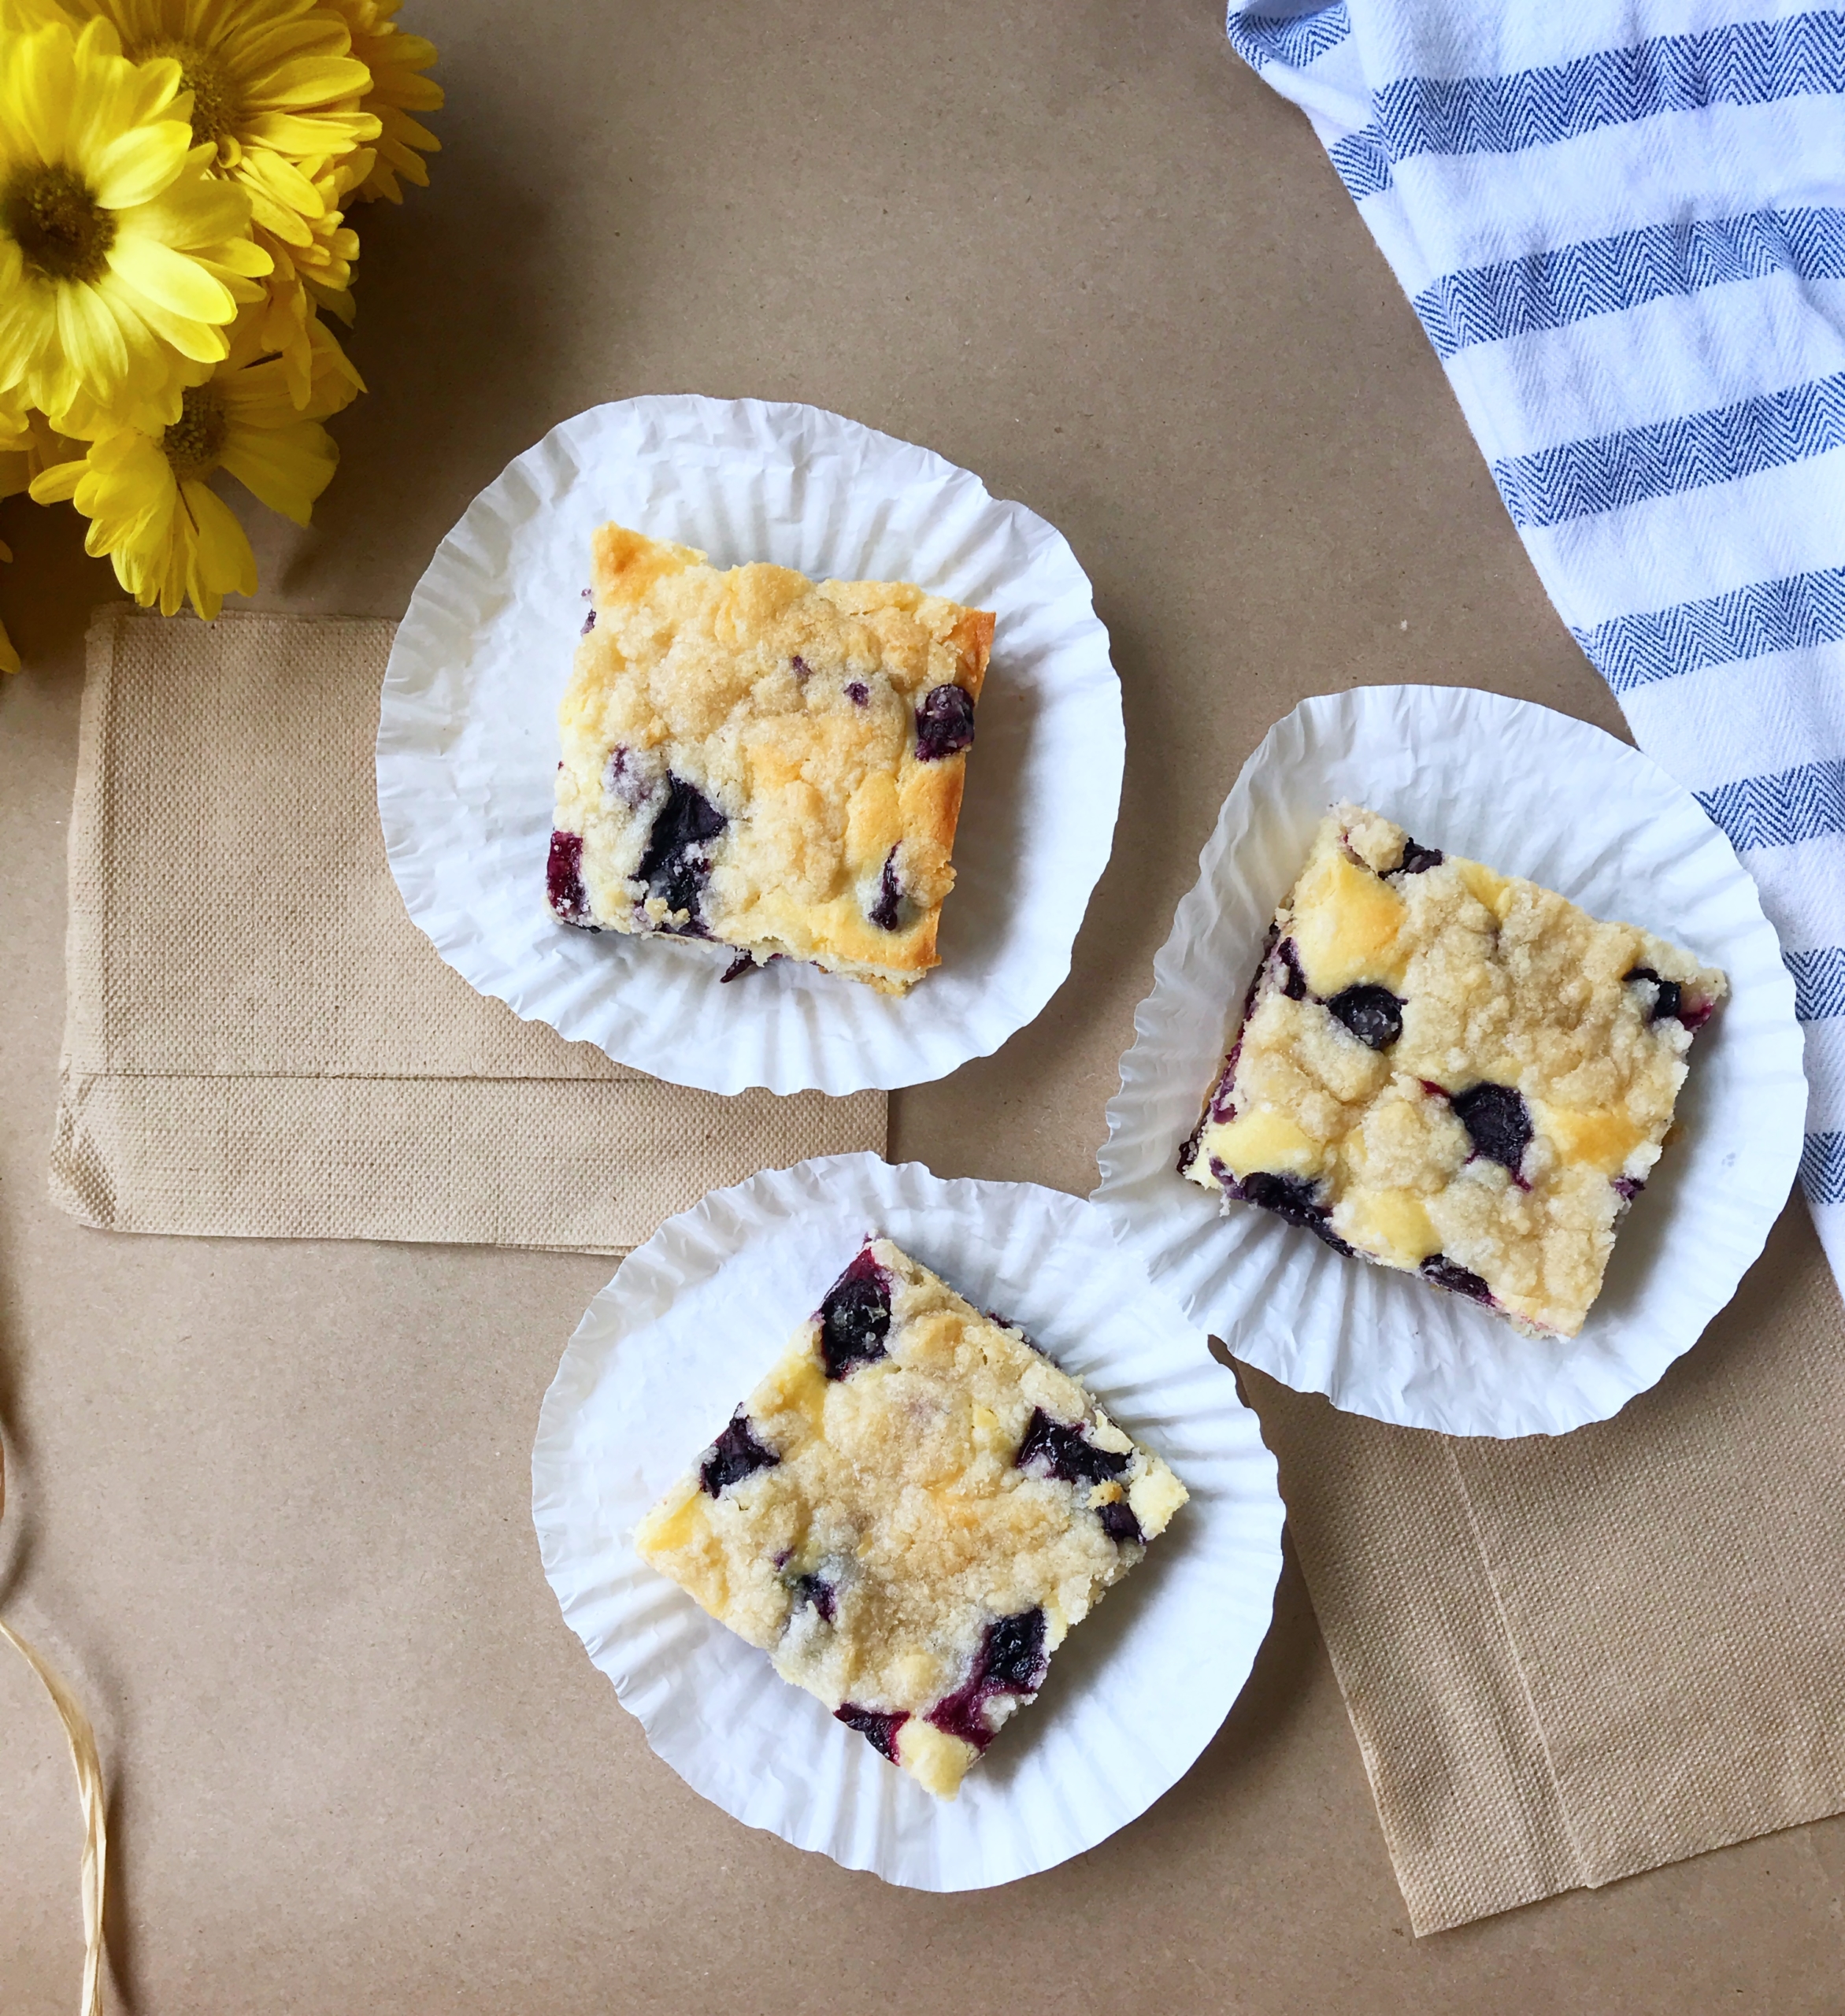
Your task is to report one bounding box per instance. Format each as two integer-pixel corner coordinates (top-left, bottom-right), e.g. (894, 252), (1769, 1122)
(634, 1238), (1187, 1799)
(547, 524), (995, 993)
(1182, 804), (1728, 1337)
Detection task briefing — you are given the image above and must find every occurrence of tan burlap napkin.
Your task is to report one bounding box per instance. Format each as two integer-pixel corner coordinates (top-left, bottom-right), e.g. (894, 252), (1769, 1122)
(49, 606), (884, 1250)
(1243, 1198), (1845, 1935)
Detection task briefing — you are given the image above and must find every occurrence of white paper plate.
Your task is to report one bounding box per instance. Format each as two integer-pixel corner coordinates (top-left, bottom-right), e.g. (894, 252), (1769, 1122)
(1093, 685), (1806, 1440)
(532, 1153), (1284, 1890)
(376, 395), (1124, 1094)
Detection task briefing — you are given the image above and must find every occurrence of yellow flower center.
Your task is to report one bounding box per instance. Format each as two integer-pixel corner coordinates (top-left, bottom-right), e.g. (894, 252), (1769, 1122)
(163, 384), (229, 483)
(2, 165), (116, 284)
(141, 39), (243, 150)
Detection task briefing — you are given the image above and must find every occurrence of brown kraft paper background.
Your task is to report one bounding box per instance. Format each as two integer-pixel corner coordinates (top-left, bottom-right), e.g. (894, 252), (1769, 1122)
(50, 606), (884, 1251)
(1246, 1192), (1845, 1934)
(2, 0), (1843, 2009)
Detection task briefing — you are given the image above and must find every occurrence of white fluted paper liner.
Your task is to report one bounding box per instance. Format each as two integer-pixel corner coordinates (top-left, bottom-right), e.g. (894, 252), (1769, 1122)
(532, 1153), (1284, 1889)
(377, 396), (1124, 1095)
(1094, 686), (1806, 1440)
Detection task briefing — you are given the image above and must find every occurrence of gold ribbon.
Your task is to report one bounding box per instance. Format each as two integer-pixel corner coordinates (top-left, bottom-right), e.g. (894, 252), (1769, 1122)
(1, 1443), (107, 2016)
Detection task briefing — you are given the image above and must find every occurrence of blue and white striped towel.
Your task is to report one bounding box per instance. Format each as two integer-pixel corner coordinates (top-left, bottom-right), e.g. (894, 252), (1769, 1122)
(1228, 1), (1845, 1278)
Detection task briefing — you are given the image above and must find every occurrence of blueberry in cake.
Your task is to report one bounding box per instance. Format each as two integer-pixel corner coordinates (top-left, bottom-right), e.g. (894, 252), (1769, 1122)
(548, 524), (995, 994)
(633, 1239), (1187, 1798)
(1180, 804), (1728, 1338)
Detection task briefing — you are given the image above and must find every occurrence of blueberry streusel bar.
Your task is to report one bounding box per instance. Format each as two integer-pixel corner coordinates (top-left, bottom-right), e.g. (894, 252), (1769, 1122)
(634, 1238), (1187, 1798)
(547, 524), (995, 993)
(1181, 803), (1727, 1338)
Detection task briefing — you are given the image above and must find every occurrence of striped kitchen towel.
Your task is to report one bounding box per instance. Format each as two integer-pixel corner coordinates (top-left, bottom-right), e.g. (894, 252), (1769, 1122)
(1228, 2), (1845, 1273)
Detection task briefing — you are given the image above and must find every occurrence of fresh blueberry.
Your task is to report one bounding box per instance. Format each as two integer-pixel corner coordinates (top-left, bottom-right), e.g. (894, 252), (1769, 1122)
(1624, 965), (1684, 1025)
(1451, 1084), (1532, 1173)
(925, 1609), (1050, 1750)
(869, 848), (903, 931)
(1015, 1407), (1129, 1488)
(1420, 1254), (1493, 1304)
(546, 830), (590, 924)
(1394, 836), (1444, 875)
(1098, 1501), (1143, 1545)
(844, 680), (869, 707)
(1276, 938), (1310, 1001)
(1235, 1171), (1357, 1256)
(698, 1410), (778, 1495)
(914, 684), (975, 761)
(817, 1245), (891, 1380)
(835, 1703), (908, 1761)
(637, 774), (726, 930)
(791, 1573), (836, 1624)
(1327, 984), (1404, 1051)
(1208, 1053), (1240, 1123)
(1242, 925), (1279, 1021)
(980, 1610), (1049, 1692)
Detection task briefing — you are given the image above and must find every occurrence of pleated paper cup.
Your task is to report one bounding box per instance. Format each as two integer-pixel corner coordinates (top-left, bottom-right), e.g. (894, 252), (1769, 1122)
(377, 396), (1123, 1095)
(1094, 685), (1806, 1440)
(532, 1154), (1284, 1890)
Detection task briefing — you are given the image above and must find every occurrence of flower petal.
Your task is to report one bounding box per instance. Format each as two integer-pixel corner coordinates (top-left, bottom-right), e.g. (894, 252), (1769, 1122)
(90, 117), (191, 209)
(179, 479), (256, 618)
(54, 280), (130, 397)
(29, 456), (84, 504)
(105, 233), (235, 324)
(11, 20), (76, 161)
(241, 108), (380, 154)
(243, 53), (372, 109)
(218, 417), (335, 524)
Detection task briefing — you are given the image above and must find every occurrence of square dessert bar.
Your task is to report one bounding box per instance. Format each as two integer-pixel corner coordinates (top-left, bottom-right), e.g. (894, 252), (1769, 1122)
(634, 1237), (1187, 1799)
(1181, 804), (1728, 1338)
(547, 524), (995, 994)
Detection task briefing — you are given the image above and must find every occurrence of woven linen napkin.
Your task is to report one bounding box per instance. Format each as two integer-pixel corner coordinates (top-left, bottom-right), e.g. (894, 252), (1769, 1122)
(1225, 2), (1845, 1277)
(1240, 1199), (1845, 1935)
(49, 606), (884, 1251)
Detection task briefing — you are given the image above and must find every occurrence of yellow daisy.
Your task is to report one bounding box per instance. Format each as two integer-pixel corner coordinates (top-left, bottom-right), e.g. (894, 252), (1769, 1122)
(0, 394), (82, 497)
(63, 0), (380, 243)
(31, 306), (355, 617)
(250, 143), (366, 405)
(320, 0), (438, 203)
(0, 16), (269, 429)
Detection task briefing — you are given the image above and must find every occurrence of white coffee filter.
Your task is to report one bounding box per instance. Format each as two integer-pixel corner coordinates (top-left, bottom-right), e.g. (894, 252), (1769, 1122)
(377, 396), (1123, 1094)
(1094, 685), (1806, 1440)
(532, 1154), (1284, 1889)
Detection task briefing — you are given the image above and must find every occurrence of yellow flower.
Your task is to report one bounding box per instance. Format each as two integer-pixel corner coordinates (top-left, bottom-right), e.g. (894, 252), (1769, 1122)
(0, 384), (31, 480)
(31, 308), (355, 617)
(0, 393), (81, 497)
(320, 0), (438, 203)
(63, 0), (380, 245)
(250, 144), (365, 404)
(0, 16), (269, 429)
